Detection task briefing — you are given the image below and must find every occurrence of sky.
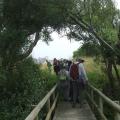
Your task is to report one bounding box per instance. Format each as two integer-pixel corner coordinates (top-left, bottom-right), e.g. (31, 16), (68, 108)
(32, 32), (82, 60)
(114, 0), (120, 9)
(32, 0), (120, 60)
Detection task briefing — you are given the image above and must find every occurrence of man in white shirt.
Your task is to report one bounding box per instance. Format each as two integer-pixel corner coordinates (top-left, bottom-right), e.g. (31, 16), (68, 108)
(78, 59), (88, 84)
(77, 58), (88, 107)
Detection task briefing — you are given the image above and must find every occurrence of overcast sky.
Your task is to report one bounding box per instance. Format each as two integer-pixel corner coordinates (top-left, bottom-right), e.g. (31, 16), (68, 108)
(32, 32), (82, 60)
(32, 0), (120, 60)
(114, 0), (120, 9)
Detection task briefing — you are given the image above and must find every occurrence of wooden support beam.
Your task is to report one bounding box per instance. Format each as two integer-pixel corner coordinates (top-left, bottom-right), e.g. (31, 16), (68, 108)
(114, 112), (120, 120)
(98, 96), (103, 113)
(34, 116), (39, 120)
(45, 94), (59, 120)
(86, 93), (107, 120)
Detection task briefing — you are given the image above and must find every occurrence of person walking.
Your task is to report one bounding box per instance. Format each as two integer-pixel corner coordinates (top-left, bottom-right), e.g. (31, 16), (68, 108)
(58, 67), (70, 101)
(53, 58), (60, 75)
(69, 61), (79, 107)
(77, 58), (88, 107)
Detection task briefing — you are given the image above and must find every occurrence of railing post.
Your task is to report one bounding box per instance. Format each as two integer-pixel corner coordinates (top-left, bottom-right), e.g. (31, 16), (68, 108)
(25, 85), (57, 120)
(47, 99), (51, 120)
(114, 112), (120, 120)
(52, 92), (55, 100)
(114, 101), (120, 120)
(52, 92), (56, 118)
(91, 89), (94, 101)
(34, 115), (39, 120)
(98, 96), (103, 113)
(91, 89), (94, 110)
(47, 98), (51, 110)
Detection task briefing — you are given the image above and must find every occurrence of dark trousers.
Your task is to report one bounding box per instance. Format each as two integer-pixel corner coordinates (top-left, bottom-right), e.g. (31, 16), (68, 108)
(69, 81), (73, 101)
(72, 81), (85, 105)
(58, 80), (70, 101)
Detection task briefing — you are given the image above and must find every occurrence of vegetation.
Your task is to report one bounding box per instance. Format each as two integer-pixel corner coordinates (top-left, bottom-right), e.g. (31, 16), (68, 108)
(0, 1), (70, 119)
(83, 57), (107, 88)
(0, 0), (120, 119)
(0, 57), (57, 120)
(71, 0), (120, 98)
(73, 42), (100, 58)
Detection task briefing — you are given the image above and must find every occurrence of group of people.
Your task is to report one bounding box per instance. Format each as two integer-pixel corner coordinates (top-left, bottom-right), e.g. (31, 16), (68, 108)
(53, 58), (88, 108)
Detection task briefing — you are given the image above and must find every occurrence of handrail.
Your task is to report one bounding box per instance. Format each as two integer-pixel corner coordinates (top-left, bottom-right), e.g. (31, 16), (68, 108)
(86, 84), (120, 120)
(89, 84), (120, 112)
(25, 84), (58, 120)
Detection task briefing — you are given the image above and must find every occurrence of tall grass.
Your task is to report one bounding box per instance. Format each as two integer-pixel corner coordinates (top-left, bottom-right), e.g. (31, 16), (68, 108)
(83, 57), (108, 89)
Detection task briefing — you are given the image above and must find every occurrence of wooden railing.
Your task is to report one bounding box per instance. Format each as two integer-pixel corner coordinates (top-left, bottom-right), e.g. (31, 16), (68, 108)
(25, 84), (58, 120)
(86, 84), (120, 120)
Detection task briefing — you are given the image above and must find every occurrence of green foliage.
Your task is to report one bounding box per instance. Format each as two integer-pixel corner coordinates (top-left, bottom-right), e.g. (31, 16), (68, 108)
(73, 41), (101, 58)
(0, 1), (72, 119)
(0, 0), (120, 119)
(88, 71), (108, 90)
(3, 0), (71, 29)
(0, 0), (74, 68)
(83, 57), (108, 89)
(0, 57), (57, 120)
(69, 0), (119, 57)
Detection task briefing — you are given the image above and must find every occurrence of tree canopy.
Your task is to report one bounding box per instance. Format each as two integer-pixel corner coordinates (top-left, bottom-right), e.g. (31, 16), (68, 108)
(1, 0), (120, 119)
(0, 0), (74, 68)
(0, 0), (120, 93)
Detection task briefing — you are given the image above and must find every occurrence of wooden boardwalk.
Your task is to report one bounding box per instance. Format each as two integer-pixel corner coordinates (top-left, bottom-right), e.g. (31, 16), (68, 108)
(53, 101), (96, 120)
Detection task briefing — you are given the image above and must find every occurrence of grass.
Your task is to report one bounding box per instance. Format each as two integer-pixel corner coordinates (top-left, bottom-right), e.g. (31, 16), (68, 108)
(82, 57), (108, 89)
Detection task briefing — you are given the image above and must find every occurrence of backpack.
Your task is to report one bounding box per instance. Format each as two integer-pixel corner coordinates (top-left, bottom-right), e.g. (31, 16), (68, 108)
(70, 63), (79, 80)
(58, 69), (67, 80)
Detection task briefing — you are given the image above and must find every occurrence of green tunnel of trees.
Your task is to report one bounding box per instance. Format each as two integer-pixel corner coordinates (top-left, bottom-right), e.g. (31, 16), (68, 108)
(0, 0), (120, 119)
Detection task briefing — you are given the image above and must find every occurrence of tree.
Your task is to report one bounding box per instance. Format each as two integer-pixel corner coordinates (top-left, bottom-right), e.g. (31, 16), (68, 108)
(0, 0), (120, 96)
(67, 0), (120, 94)
(0, 0), (73, 69)
(0, 0), (75, 93)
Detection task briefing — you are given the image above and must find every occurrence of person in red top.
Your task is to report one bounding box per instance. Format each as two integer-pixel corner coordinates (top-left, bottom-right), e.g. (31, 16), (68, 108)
(53, 58), (60, 75)
(70, 63), (79, 80)
(69, 61), (79, 107)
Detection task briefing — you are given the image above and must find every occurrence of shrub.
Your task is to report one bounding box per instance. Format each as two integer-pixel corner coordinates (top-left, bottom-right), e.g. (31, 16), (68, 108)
(0, 57), (57, 120)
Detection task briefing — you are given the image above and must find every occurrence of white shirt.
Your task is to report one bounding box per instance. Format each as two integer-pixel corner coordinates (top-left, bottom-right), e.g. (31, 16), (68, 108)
(78, 63), (88, 81)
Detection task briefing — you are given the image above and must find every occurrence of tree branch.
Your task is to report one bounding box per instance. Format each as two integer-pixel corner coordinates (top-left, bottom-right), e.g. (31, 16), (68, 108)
(69, 12), (120, 58)
(18, 32), (40, 62)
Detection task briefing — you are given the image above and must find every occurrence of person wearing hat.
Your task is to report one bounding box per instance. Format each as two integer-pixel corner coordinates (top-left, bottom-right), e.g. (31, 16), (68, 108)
(77, 58), (88, 107)
(78, 58), (88, 81)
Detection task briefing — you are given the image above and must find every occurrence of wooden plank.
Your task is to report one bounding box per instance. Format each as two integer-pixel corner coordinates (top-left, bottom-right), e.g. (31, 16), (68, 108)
(53, 101), (96, 120)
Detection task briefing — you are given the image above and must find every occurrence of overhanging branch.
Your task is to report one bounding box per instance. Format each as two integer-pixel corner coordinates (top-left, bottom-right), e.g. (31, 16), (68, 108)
(69, 12), (120, 58)
(17, 32), (40, 62)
